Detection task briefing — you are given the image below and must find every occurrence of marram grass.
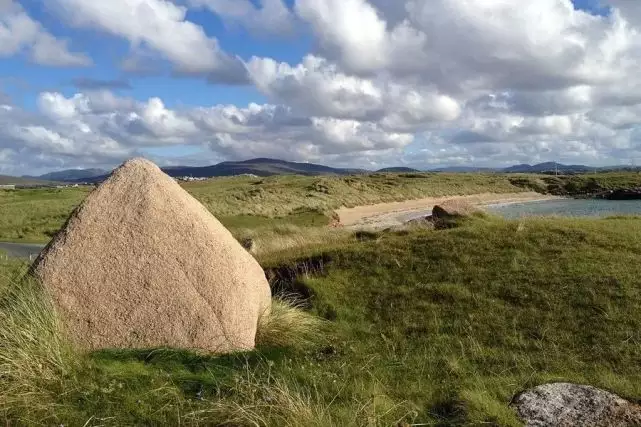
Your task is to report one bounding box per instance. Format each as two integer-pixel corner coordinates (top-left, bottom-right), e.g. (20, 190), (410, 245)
(0, 274), (79, 423)
(256, 297), (330, 350)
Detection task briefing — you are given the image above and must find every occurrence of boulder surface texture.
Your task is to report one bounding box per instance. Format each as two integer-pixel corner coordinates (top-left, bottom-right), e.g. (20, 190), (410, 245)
(512, 383), (641, 427)
(32, 158), (272, 353)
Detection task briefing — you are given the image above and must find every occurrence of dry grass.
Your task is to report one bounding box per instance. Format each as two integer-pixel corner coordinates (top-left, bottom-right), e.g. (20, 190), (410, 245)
(184, 366), (332, 427)
(235, 225), (348, 256)
(184, 366), (415, 427)
(256, 298), (329, 350)
(0, 275), (79, 422)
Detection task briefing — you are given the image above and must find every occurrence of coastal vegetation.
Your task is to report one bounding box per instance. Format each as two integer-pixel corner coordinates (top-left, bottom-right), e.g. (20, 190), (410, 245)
(1, 170), (640, 424)
(1, 214), (641, 424)
(508, 172), (641, 196)
(2, 171), (641, 243)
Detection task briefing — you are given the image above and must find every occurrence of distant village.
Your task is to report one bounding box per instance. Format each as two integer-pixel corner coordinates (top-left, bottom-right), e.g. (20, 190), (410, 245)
(174, 174), (259, 182)
(174, 176), (208, 182)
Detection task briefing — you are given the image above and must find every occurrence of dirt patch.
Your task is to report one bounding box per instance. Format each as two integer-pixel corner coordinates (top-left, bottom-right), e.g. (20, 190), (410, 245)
(264, 254), (331, 307)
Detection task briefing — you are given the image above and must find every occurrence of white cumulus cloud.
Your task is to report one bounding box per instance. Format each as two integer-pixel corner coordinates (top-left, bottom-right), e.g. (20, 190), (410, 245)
(246, 55), (461, 130)
(4, 0), (641, 172)
(51, 0), (246, 81)
(0, 0), (91, 67)
(188, 0), (295, 36)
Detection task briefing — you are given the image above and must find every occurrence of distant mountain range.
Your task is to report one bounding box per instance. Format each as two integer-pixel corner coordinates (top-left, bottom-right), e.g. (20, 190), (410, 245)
(27, 168), (109, 182)
(20, 158), (368, 183)
(162, 158), (367, 179)
(0, 175), (58, 186)
(501, 162), (595, 173)
(376, 167), (421, 173)
(434, 162), (633, 174)
(6, 159), (637, 185)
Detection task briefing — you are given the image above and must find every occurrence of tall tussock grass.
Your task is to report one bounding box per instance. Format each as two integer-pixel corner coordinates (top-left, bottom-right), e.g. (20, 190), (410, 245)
(184, 358), (413, 427)
(186, 298), (331, 425)
(235, 225), (348, 256)
(257, 297), (329, 350)
(0, 274), (79, 422)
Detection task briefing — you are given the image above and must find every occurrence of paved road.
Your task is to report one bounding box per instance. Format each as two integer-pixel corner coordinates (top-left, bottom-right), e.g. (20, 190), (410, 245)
(0, 242), (46, 259)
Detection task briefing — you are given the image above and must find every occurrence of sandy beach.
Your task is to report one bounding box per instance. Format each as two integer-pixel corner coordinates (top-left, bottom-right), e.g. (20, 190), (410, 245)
(336, 192), (561, 229)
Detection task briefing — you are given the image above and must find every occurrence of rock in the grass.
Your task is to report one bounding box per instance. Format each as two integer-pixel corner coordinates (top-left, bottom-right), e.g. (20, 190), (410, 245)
(31, 158), (271, 354)
(511, 383), (641, 427)
(431, 200), (480, 228)
(432, 200), (479, 218)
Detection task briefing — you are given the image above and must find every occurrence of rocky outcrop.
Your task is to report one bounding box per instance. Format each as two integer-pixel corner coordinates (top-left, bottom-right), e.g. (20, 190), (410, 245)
(512, 383), (641, 427)
(600, 188), (641, 200)
(431, 200), (480, 229)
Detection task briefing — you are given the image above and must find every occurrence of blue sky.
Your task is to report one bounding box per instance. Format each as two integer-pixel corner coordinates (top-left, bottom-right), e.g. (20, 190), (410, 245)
(3, 0), (604, 108)
(0, 0), (639, 174)
(3, 0), (309, 109)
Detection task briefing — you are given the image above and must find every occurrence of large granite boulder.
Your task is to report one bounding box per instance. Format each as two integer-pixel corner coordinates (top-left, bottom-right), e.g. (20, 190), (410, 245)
(32, 158), (272, 353)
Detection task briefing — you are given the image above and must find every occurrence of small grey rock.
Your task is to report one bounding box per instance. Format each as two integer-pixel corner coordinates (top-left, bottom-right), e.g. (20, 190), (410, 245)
(512, 383), (641, 427)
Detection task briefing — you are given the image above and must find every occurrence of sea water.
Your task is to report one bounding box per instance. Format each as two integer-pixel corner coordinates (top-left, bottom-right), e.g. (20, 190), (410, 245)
(486, 199), (641, 219)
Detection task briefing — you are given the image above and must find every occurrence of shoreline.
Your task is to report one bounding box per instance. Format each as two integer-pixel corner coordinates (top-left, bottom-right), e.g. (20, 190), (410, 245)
(480, 197), (565, 208)
(336, 192), (562, 229)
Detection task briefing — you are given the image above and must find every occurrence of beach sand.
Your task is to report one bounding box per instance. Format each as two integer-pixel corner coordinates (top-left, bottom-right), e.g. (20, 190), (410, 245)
(336, 192), (560, 229)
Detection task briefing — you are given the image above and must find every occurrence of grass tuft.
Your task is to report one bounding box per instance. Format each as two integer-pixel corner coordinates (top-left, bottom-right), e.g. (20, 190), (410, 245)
(257, 297), (329, 351)
(0, 275), (79, 422)
(235, 225), (348, 256)
(184, 368), (331, 427)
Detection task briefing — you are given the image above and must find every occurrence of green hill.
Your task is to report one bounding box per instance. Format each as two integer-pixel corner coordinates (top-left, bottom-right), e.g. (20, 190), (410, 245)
(0, 172), (528, 242)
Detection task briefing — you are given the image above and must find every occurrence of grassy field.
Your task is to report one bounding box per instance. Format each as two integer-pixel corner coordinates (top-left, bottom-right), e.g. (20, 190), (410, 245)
(1, 214), (641, 425)
(0, 188), (89, 242)
(3, 171), (641, 243)
(184, 173), (529, 216)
